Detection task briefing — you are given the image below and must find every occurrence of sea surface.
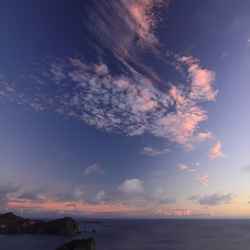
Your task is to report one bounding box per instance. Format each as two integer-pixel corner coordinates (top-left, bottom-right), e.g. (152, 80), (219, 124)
(0, 219), (249, 250)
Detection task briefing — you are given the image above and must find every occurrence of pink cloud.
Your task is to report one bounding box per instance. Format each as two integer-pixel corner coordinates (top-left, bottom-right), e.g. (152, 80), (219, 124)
(156, 209), (191, 216)
(197, 173), (209, 185)
(188, 169), (195, 172)
(164, 211), (172, 215)
(209, 141), (227, 160)
(164, 85), (208, 144)
(196, 162), (200, 166)
(198, 131), (213, 139)
(172, 209), (190, 216)
(155, 208), (162, 214)
(121, 0), (169, 46)
(200, 182), (208, 186)
(179, 164), (188, 170)
(7, 198), (145, 215)
(178, 56), (218, 101)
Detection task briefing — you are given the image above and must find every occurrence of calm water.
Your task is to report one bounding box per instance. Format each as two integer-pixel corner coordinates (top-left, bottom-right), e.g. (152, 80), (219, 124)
(0, 219), (249, 250)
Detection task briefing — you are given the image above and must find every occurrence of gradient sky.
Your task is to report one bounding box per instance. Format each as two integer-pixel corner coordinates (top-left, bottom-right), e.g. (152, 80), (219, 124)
(0, 0), (249, 219)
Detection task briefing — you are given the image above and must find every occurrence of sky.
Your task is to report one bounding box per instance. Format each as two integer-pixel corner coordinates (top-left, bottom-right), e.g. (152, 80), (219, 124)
(0, 0), (249, 219)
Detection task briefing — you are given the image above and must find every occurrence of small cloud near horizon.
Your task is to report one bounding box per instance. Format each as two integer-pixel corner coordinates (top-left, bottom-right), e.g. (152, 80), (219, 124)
(189, 192), (233, 206)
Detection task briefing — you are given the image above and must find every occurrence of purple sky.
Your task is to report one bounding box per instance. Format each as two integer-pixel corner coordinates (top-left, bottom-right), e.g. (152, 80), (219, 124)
(0, 0), (249, 218)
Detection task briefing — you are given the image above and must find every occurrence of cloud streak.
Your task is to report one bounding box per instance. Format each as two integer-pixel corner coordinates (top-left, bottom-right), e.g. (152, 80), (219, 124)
(140, 146), (171, 156)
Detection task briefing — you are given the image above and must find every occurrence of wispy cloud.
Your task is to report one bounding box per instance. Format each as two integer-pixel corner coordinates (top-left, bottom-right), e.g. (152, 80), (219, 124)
(221, 52), (228, 58)
(65, 203), (77, 208)
(241, 164), (250, 173)
(187, 169), (195, 172)
(198, 131), (213, 139)
(85, 164), (106, 175)
(140, 146), (171, 156)
(196, 173), (209, 185)
(178, 164), (196, 172)
(81, 0), (169, 77)
(188, 195), (200, 200)
(209, 141), (227, 160)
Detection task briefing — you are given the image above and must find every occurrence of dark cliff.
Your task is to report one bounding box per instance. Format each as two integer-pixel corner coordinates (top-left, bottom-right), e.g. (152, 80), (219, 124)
(0, 212), (79, 235)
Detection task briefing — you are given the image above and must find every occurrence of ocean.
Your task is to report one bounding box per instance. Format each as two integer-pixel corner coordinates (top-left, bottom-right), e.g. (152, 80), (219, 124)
(0, 219), (249, 249)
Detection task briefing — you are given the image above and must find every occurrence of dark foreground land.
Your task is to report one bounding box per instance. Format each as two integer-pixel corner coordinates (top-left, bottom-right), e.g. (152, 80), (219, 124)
(56, 238), (96, 250)
(0, 212), (97, 249)
(0, 212), (79, 235)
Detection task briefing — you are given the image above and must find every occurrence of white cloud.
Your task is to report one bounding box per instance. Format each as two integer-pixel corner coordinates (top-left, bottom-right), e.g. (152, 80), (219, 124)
(147, 188), (176, 204)
(118, 179), (144, 195)
(85, 164), (106, 175)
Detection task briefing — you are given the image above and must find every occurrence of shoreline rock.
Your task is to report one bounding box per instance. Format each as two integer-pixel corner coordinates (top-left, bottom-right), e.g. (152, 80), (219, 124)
(56, 238), (96, 250)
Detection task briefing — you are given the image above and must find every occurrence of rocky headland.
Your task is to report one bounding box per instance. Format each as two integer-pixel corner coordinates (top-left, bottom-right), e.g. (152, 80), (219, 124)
(0, 212), (79, 235)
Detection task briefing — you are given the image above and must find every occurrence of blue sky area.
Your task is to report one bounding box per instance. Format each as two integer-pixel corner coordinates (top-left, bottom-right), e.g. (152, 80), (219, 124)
(0, 0), (249, 218)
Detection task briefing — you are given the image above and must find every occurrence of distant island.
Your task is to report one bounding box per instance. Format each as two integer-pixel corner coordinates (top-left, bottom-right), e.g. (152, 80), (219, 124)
(0, 212), (79, 235)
